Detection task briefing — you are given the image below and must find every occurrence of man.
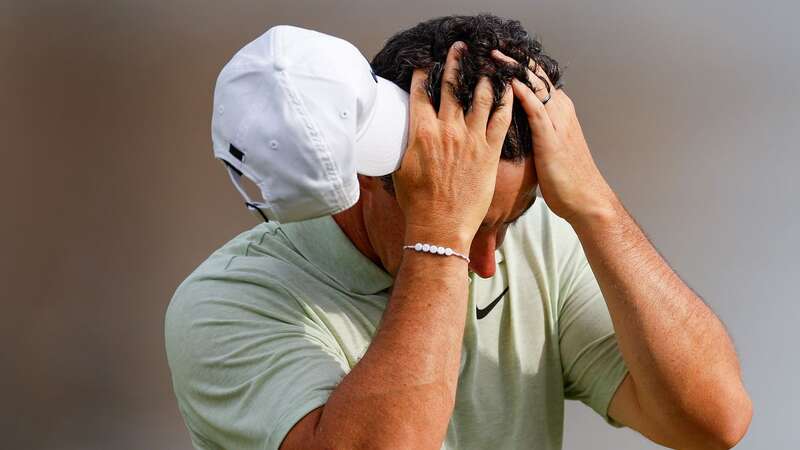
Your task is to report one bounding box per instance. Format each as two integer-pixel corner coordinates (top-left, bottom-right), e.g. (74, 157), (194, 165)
(166, 14), (752, 450)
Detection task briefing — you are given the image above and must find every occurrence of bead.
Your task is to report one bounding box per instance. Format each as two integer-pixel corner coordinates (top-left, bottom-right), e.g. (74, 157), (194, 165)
(403, 243), (468, 263)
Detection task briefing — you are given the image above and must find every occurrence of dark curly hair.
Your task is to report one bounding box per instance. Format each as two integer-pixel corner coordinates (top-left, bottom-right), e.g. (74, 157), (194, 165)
(370, 13), (563, 194)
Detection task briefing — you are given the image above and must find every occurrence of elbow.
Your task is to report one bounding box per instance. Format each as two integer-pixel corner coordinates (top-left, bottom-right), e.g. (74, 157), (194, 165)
(673, 386), (753, 450)
(717, 392), (753, 449)
(701, 389), (753, 450)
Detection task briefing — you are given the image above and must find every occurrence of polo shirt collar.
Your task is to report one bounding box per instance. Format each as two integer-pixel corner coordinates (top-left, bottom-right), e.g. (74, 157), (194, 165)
(277, 215), (394, 295)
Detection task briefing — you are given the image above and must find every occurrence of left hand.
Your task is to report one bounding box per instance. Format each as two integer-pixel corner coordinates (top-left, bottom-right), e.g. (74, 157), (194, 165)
(491, 50), (619, 226)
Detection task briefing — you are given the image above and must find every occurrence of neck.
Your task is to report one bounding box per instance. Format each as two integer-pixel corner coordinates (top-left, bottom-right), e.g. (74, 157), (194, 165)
(332, 198), (382, 268)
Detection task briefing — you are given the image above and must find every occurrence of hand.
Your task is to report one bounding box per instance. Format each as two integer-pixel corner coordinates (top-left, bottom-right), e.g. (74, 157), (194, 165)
(491, 50), (619, 226)
(393, 42), (514, 252)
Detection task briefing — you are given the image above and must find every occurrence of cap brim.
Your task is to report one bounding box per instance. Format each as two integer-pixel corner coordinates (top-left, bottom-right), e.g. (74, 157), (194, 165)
(353, 76), (409, 176)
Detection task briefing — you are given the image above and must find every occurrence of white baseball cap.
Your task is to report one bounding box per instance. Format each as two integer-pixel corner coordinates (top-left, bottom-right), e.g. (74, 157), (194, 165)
(212, 25), (409, 223)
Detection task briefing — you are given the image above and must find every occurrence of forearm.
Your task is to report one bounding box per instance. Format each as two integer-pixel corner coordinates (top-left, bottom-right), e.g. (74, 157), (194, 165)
(312, 240), (469, 449)
(570, 198), (751, 448)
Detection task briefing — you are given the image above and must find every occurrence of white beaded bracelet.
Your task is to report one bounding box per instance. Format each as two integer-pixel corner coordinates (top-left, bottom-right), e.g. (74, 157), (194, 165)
(402, 242), (470, 263)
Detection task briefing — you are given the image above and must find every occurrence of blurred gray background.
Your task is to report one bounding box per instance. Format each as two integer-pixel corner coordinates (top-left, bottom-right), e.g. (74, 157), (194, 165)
(2, 0), (797, 448)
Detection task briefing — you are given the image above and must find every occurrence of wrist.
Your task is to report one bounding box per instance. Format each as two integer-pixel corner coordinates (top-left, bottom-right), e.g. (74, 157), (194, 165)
(402, 242), (471, 264)
(568, 194), (625, 236)
(403, 223), (473, 256)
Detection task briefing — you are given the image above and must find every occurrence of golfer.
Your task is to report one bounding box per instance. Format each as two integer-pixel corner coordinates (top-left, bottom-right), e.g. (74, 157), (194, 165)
(165, 14), (751, 450)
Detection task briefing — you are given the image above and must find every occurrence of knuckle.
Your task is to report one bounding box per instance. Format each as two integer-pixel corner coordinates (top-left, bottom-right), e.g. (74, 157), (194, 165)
(473, 91), (494, 110)
(563, 94), (575, 110)
(527, 96), (547, 114)
(441, 123), (466, 146)
(492, 109), (512, 127)
(518, 86), (535, 103)
(488, 105), (511, 125)
(414, 125), (436, 144)
(523, 90), (544, 110)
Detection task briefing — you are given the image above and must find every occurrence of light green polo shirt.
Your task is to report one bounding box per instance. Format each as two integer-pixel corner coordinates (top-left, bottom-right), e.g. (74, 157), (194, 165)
(165, 199), (628, 450)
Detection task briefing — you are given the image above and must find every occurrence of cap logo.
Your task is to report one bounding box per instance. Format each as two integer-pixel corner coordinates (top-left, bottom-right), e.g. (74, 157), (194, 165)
(229, 144), (244, 161)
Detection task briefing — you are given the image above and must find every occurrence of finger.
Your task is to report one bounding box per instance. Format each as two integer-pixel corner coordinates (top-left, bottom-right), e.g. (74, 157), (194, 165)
(524, 60), (571, 128)
(510, 78), (559, 150)
(485, 82), (514, 150)
(438, 41), (466, 122)
(465, 76), (494, 132)
(490, 48), (516, 65)
(408, 68), (436, 127)
(527, 60), (555, 93)
(491, 49), (552, 103)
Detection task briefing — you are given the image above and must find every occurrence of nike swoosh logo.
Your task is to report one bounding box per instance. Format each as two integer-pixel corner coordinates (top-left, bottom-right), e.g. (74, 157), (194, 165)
(476, 286), (509, 320)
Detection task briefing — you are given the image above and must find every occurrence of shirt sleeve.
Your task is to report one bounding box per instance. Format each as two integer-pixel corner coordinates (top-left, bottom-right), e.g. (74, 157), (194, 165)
(554, 217), (629, 428)
(165, 272), (349, 450)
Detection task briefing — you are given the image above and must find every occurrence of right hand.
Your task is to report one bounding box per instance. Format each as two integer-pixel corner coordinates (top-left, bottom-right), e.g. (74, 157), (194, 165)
(392, 42), (514, 253)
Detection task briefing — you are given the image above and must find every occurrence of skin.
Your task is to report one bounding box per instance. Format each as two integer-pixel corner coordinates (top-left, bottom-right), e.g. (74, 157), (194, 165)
(491, 49), (753, 449)
(333, 158), (538, 279)
(281, 41), (753, 450)
(282, 41), (516, 450)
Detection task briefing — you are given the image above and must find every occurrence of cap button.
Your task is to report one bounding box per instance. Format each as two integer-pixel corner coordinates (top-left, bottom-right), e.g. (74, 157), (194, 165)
(269, 140), (279, 150)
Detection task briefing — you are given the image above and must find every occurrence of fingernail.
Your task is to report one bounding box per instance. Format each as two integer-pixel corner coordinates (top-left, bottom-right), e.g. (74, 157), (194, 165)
(452, 41), (465, 50)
